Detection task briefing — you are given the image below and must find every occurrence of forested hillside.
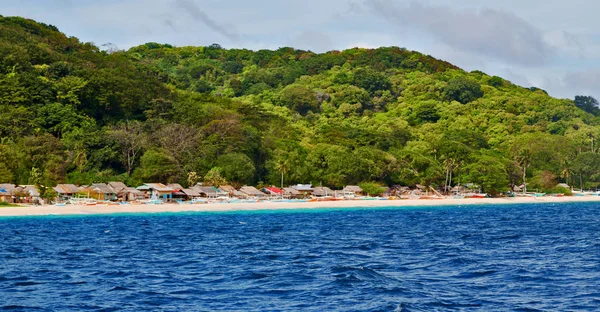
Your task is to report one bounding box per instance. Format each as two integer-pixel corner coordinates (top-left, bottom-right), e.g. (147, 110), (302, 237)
(1, 16), (599, 195)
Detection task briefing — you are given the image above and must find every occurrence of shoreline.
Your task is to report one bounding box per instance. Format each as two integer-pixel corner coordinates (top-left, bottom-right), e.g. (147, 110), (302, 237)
(1, 196), (600, 217)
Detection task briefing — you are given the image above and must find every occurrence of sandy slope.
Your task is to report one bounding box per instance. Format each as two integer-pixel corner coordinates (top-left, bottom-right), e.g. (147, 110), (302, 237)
(1, 196), (600, 217)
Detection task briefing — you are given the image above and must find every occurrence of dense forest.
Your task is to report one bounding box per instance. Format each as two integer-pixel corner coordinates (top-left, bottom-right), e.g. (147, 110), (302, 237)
(1, 16), (600, 197)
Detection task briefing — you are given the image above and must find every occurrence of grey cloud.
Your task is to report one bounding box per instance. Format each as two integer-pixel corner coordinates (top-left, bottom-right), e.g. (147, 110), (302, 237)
(291, 30), (334, 53)
(543, 70), (600, 99)
(174, 0), (240, 42)
(363, 0), (554, 66)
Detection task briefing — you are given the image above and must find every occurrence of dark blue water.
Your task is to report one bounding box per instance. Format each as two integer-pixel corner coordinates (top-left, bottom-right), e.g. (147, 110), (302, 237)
(1, 203), (600, 311)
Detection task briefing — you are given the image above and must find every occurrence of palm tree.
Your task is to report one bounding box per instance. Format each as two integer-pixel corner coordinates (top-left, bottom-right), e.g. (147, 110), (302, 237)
(559, 159), (574, 187)
(274, 159), (288, 189)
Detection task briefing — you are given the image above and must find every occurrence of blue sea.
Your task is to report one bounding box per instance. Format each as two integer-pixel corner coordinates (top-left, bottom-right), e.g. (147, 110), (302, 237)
(1, 203), (600, 311)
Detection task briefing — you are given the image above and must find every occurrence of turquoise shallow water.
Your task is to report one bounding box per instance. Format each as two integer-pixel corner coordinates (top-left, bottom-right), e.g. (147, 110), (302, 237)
(1, 203), (599, 311)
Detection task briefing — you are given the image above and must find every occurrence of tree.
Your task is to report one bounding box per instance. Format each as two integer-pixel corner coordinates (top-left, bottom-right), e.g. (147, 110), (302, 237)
(215, 153), (256, 185)
(574, 95), (599, 116)
(279, 85), (319, 115)
(443, 77), (483, 104)
(462, 154), (509, 196)
(203, 167), (227, 187)
(133, 148), (179, 182)
(359, 181), (386, 196)
(108, 121), (147, 176)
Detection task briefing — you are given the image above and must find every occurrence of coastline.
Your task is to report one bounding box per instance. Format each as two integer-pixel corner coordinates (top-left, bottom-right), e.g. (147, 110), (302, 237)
(1, 196), (600, 217)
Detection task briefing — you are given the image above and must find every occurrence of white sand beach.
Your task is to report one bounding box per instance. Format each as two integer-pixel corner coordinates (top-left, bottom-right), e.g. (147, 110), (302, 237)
(1, 196), (600, 217)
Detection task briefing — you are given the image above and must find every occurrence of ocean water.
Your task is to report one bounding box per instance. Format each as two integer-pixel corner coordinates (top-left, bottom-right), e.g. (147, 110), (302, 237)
(1, 203), (600, 311)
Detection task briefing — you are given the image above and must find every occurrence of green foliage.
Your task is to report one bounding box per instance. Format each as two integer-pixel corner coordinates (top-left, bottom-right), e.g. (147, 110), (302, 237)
(203, 167), (227, 187)
(358, 182), (386, 196)
(1, 16), (599, 197)
(574, 95), (599, 116)
(443, 77), (483, 104)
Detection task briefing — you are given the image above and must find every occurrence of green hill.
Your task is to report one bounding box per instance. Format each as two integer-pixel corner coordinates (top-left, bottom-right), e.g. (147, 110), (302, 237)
(0, 16), (598, 195)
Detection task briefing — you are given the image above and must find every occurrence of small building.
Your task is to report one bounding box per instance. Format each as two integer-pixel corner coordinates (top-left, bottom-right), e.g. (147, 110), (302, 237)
(219, 185), (247, 199)
(0, 184), (17, 203)
(167, 183), (188, 201)
(19, 185), (42, 204)
(263, 186), (284, 198)
(192, 186), (229, 198)
(181, 188), (201, 200)
(342, 185), (363, 196)
(292, 184), (314, 196)
(283, 187), (303, 199)
(239, 186), (267, 198)
(54, 184), (81, 200)
(312, 186), (336, 197)
(136, 183), (174, 201)
(81, 183), (117, 201)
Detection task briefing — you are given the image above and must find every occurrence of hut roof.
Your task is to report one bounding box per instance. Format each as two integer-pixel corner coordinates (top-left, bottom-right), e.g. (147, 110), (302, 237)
(54, 184), (81, 194)
(137, 183), (173, 192)
(89, 183), (116, 194)
(20, 185), (40, 197)
(343, 185), (362, 193)
(182, 188), (201, 197)
(239, 186), (267, 196)
(292, 184), (313, 191)
(312, 186), (335, 196)
(264, 186), (284, 195)
(0, 184), (17, 195)
(117, 187), (144, 196)
(108, 182), (128, 193)
(218, 185), (235, 193)
(167, 183), (184, 191)
(283, 187), (301, 195)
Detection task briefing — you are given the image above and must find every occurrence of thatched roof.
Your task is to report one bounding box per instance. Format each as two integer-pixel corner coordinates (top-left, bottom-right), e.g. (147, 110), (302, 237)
(194, 186), (228, 196)
(89, 183), (116, 194)
(283, 187), (301, 195)
(167, 183), (184, 191)
(108, 182), (128, 193)
(20, 185), (40, 197)
(54, 184), (81, 194)
(117, 187), (145, 196)
(239, 186), (266, 197)
(313, 186), (335, 196)
(182, 188), (201, 197)
(0, 184), (17, 195)
(343, 185), (362, 193)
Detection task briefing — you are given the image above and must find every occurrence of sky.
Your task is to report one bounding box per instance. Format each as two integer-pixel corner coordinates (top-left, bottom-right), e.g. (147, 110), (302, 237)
(2, 0), (599, 99)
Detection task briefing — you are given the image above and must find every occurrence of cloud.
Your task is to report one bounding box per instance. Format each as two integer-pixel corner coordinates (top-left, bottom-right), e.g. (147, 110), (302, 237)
(542, 70), (600, 99)
(363, 0), (554, 66)
(290, 30), (333, 53)
(174, 0), (240, 42)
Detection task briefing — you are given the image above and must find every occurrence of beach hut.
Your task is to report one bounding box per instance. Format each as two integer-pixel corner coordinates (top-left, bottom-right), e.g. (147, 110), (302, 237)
(292, 184), (314, 197)
(18, 185), (42, 204)
(0, 184), (17, 203)
(53, 184), (81, 200)
(80, 183), (117, 201)
(239, 186), (267, 198)
(312, 186), (336, 197)
(219, 185), (247, 199)
(193, 186), (228, 198)
(167, 183), (188, 201)
(118, 187), (146, 202)
(283, 187), (303, 199)
(136, 183), (174, 201)
(342, 185), (363, 197)
(181, 188), (201, 200)
(263, 186), (284, 198)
